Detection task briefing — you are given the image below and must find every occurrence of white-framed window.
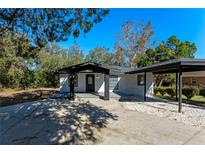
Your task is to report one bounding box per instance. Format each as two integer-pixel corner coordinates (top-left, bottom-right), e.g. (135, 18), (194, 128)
(109, 75), (119, 90)
(137, 75), (144, 86)
(68, 74), (78, 87)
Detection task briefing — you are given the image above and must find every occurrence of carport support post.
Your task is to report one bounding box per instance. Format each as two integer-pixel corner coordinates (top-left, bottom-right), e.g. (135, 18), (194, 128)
(178, 68), (182, 113)
(144, 72), (147, 101)
(104, 74), (109, 100)
(176, 72), (178, 101)
(70, 73), (75, 101)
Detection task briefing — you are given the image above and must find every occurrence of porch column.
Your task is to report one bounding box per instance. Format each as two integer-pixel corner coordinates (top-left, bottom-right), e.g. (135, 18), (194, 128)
(176, 72), (178, 101)
(144, 72), (147, 101)
(178, 67), (182, 113)
(70, 73), (75, 101)
(104, 74), (109, 100)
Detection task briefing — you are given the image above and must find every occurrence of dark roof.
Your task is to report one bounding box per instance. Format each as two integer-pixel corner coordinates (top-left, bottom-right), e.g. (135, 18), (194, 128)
(126, 58), (205, 74)
(58, 62), (109, 74)
(104, 65), (135, 74)
(58, 62), (135, 75)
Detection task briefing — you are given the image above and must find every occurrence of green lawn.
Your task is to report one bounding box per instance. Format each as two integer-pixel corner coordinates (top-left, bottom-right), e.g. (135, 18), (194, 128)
(155, 93), (205, 107)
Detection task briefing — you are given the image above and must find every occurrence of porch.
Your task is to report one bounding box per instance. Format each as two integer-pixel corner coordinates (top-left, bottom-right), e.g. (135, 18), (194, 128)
(50, 91), (126, 100)
(58, 62), (110, 101)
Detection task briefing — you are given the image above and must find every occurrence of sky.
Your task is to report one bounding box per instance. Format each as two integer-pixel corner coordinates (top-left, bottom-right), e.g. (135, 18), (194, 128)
(59, 8), (205, 58)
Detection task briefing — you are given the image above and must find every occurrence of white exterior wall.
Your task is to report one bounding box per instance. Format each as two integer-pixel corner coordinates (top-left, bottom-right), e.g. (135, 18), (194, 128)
(59, 74), (69, 92)
(59, 72), (154, 98)
(118, 73), (153, 98)
(60, 73), (105, 93)
(146, 72), (154, 97)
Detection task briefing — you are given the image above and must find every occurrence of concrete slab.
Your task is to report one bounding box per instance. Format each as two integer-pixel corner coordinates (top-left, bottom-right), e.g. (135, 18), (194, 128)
(184, 129), (205, 145)
(1, 98), (205, 145)
(86, 98), (205, 145)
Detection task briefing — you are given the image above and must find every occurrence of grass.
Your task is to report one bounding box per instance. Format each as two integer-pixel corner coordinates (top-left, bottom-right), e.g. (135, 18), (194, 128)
(0, 88), (58, 107)
(155, 93), (205, 107)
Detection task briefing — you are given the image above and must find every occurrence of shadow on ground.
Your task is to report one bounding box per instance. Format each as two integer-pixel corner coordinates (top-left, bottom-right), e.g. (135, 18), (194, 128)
(0, 99), (118, 145)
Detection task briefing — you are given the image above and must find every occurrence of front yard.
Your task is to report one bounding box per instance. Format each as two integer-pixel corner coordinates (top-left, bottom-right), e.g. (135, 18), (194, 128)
(155, 93), (205, 107)
(1, 96), (205, 144)
(0, 88), (58, 107)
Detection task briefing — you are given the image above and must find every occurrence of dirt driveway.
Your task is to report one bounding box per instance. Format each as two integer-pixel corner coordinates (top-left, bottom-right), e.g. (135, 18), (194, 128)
(0, 97), (205, 144)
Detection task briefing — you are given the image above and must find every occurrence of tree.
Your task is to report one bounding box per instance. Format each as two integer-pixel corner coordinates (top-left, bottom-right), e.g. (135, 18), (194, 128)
(0, 29), (33, 88)
(114, 20), (155, 67)
(139, 36), (197, 87)
(139, 36), (197, 67)
(0, 8), (109, 88)
(0, 9), (109, 48)
(86, 46), (114, 65)
(34, 44), (72, 87)
(68, 45), (85, 65)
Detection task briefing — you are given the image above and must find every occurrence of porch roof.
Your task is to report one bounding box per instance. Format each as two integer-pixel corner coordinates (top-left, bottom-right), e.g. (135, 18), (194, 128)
(125, 58), (205, 74)
(58, 62), (134, 75)
(58, 62), (110, 74)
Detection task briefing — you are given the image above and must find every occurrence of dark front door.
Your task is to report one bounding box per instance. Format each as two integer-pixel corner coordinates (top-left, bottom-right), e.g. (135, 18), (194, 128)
(86, 74), (95, 92)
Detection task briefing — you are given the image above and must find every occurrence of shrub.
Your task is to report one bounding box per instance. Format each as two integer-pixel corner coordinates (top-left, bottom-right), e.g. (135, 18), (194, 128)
(182, 87), (200, 99)
(200, 88), (205, 97)
(158, 87), (166, 96)
(166, 87), (175, 98)
(154, 87), (159, 95)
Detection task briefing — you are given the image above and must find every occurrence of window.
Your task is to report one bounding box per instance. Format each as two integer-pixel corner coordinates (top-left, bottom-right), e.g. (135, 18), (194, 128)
(137, 75), (144, 86)
(192, 77), (197, 86)
(88, 76), (93, 85)
(109, 75), (119, 90)
(68, 74), (78, 87)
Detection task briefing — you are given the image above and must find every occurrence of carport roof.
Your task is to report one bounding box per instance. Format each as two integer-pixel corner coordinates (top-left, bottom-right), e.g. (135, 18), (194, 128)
(125, 58), (205, 74)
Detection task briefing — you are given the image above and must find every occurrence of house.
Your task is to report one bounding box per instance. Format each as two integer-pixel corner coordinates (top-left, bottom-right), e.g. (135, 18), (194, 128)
(58, 62), (154, 100)
(182, 71), (205, 87)
(58, 58), (205, 113)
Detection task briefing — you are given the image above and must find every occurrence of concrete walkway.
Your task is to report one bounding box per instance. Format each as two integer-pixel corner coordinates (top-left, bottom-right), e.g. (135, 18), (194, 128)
(0, 98), (205, 144)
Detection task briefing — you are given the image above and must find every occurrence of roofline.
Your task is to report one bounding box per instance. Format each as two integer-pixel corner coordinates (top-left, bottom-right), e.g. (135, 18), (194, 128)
(125, 58), (205, 74)
(58, 61), (110, 74)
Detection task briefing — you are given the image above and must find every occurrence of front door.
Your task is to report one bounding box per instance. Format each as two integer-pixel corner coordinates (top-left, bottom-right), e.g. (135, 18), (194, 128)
(86, 74), (95, 92)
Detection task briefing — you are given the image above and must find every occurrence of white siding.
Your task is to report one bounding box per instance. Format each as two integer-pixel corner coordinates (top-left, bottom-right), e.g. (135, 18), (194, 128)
(59, 74), (69, 92)
(118, 73), (153, 98)
(60, 73), (105, 93)
(146, 72), (154, 97)
(59, 72), (154, 98)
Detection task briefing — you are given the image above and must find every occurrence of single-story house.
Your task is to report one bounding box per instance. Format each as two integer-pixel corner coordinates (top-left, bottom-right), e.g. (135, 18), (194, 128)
(58, 62), (154, 100)
(183, 71), (205, 87)
(58, 58), (205, 113)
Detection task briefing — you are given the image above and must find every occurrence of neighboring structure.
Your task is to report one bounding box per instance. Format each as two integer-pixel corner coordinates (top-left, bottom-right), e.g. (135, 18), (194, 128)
(183, 71), (205, 87)
(58, 58), (205, 113)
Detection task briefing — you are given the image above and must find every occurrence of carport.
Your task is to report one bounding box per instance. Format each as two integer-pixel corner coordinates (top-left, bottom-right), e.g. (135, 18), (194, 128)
(126, 58), (205, 113)
(58, 62), (110, 101)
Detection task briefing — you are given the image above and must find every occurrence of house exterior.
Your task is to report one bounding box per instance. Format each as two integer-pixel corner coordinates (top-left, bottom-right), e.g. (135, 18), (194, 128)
(182, 71), (205, 87)
(58, 62), (154, 100)
(58, 59), (205, 113)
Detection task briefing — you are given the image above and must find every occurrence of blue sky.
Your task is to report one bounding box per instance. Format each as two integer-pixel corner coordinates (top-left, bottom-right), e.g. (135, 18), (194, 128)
(59, 8), (205, 58)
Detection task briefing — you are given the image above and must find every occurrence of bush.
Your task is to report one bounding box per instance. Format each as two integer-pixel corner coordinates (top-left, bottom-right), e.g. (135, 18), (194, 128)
(200, 88), (205, 97)
(154, 87), (159, 95)
(166, 87), (175, 98)
(158, 87), (166, 96)
(182, 87), (200, 99)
